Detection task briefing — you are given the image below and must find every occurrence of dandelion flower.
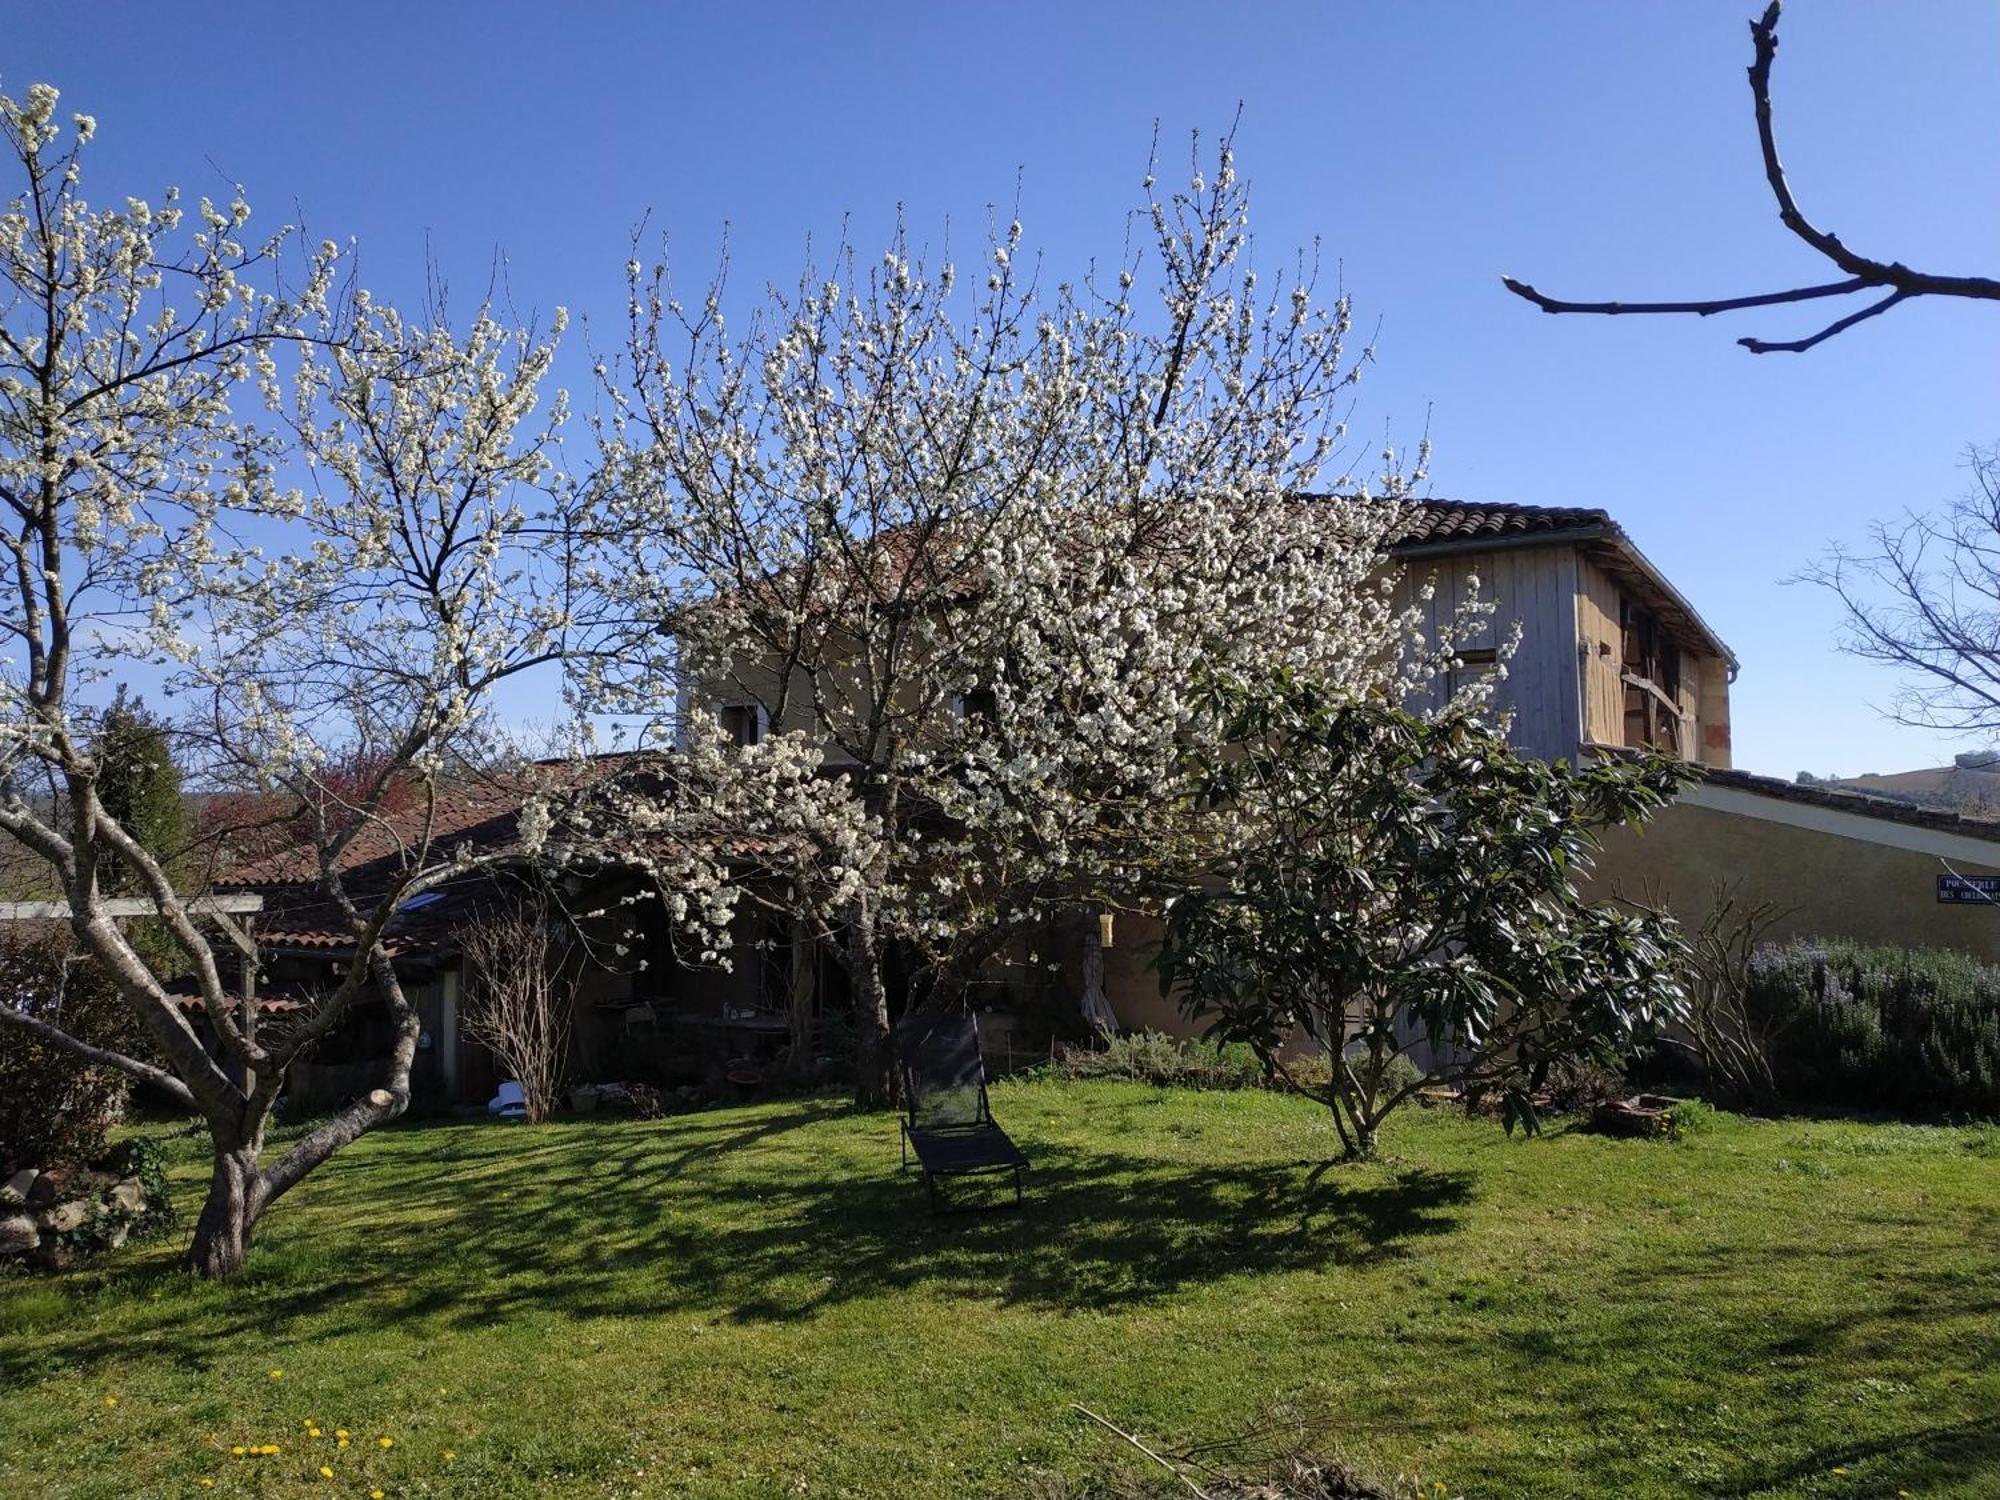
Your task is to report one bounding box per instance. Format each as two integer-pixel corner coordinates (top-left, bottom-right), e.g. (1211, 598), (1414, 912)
(371, 1491), (386, 1500)
(335, 1429), (349, 1440)
(378, 1436), (395, 1448)
(230, 1447), (246, 1457)
(337, 1437), (351, 1449)
(102, 1395), (118, 1408)
(318, 1465), (335, 1479)
(260, 1444), (281, 1455)
(268, 1369), (284, 1380)
(444, 1449), (457, 1461)
(199, 1481), (215, 1490)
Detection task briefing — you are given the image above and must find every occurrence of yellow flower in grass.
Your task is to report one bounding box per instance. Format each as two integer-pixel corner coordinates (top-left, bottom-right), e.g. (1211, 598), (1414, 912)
(377, 1436), (395, 1449)
(318, 1465), (335, 1479)
(371, 1490), (386, 1500)
(337, 1437), (351, 1450)
(1832, 1468), (1848, 1476)
(198, 1481), (215, 1490)
(335, 1429), (349, 1440)
(230, 1446), (246, 1457)
(259, 1444), (281, 1455)
(102, 1395), (118, 1408)
(444, 1449), (457, 1461)
(268, 1369), (283, 1380)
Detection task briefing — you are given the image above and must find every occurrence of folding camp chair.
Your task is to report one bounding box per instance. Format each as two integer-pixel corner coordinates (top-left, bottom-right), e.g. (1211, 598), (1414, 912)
(894, 1010), (1028, 1211)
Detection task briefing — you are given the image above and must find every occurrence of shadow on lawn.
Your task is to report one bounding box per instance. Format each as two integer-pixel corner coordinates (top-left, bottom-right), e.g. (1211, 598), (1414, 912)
(0, 1099), (1473, 1377)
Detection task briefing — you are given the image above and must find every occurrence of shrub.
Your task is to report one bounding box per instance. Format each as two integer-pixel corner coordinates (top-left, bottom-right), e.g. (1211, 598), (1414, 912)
(1744, 937), (2000, 1119)
(0, 930), (134, 1173)
(1055, 1030), (1267, 1090)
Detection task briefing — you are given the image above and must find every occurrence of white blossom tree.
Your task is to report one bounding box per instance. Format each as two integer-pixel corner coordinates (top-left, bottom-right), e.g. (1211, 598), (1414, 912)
(585, 128), (1482, 1104)
(0, 83), (625, 1275)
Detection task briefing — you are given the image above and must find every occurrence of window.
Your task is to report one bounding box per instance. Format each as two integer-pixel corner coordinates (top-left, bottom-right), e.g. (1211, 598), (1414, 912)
(953, 687), (999, 725)
(716, 702), (766, 747)
(1446, 648), (1500, 702)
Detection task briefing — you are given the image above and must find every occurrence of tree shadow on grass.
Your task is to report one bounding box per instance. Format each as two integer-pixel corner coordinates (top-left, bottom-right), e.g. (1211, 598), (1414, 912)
(0, 1099), (1473, 1379)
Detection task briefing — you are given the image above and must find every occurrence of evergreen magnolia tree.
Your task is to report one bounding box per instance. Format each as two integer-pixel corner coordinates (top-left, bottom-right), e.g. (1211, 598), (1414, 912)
(0, 83), (648, 1276)
(584, 129), (1481, 1105)
(1157, 675), (1694, 1158)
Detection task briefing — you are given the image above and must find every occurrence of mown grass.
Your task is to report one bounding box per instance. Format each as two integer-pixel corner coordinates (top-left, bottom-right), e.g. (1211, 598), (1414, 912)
(2, 1080), (1997, 1499)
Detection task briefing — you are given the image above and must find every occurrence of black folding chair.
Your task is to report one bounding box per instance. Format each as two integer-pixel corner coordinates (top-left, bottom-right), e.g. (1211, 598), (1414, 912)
(894, 1010), (1028, 1211)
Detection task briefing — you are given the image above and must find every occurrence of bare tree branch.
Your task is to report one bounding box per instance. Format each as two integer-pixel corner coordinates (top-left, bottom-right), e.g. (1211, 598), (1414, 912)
(0, 999), (198, 1108)
(1503, 2), (1999, 353)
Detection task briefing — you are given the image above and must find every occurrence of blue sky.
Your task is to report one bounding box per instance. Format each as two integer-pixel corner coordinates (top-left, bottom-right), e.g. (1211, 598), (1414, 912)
(11, 1), (1995, 777)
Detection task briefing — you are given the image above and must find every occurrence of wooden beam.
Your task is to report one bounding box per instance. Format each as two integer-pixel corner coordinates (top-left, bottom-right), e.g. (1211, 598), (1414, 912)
(0, 894), (265, 921)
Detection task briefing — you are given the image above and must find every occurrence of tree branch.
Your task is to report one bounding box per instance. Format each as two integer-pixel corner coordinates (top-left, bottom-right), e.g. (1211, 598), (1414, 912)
(0, 1001), (198, 1109)
(1502, 2), (1999, 353)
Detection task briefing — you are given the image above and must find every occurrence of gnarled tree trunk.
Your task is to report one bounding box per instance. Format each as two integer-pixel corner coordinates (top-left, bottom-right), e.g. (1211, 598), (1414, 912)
(187, 1137), (268, 1279)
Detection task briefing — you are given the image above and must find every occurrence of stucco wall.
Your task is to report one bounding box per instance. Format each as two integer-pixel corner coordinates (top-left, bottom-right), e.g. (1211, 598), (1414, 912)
(1588, 798), (2000, 964)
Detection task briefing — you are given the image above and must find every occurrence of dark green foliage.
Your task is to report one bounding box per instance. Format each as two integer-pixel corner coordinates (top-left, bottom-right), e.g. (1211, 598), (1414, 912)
(0, 931), (130, 1172)
(1746, 937), (2000, 1118)
(92, 688), (186, 895)
(1157, 676), (1696, 1157)
(86, 690), (191, 1006)
(100, 1136), (176, 1241)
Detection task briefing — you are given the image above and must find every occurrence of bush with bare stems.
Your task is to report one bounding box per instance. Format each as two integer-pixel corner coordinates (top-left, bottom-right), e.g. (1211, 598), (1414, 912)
(459, 895), (577, 1125)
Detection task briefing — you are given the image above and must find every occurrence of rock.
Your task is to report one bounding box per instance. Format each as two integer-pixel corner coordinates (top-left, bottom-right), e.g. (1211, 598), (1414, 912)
(0, 1213), (39, 1255)
(26, 1169), (67, 1206)
(107, 1177), (145, 1214)
(40, 1199), (90, 1234)
(2, 1167), (36, 1205)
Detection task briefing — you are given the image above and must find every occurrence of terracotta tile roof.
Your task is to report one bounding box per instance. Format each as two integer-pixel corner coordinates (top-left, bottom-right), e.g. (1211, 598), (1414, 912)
(223, 777), (539, 888)
(218, 754), (789, 959)
(1392, 499), (1614, 549)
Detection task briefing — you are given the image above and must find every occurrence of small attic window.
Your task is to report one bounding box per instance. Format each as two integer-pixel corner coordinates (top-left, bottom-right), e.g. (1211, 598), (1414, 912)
(397, 892), (446, 914)
(716, 702), (767, 747)
(953, 687), (999, 724)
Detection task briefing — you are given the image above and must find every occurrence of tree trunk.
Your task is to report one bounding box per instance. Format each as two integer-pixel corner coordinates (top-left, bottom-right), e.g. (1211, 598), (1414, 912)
(186, 1140), (266, 1279)
(847, 898), (896, 1109)
(785, 915), (818, 1084)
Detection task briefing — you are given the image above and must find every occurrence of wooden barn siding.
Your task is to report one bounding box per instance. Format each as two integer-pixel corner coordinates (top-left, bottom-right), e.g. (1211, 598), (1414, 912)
(1394, 543), (1582, 762)
(1576, 556), (1626, 747)
(1577, 553), (1716, 762)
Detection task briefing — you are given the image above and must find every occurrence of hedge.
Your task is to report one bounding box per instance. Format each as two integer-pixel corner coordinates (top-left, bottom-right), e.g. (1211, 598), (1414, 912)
(1745, 936), (2000, 1119)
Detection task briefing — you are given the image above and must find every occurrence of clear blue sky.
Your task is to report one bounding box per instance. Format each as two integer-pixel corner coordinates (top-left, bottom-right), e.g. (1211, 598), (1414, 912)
(11, 1), (1995, 777)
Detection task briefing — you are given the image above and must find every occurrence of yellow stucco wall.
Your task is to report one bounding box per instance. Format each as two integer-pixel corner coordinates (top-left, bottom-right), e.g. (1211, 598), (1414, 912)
(1588, 799), (2000, 963)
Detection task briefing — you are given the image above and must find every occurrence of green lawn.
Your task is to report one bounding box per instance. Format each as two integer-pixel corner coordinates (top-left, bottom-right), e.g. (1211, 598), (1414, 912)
(3, 1081), (1997, 1499)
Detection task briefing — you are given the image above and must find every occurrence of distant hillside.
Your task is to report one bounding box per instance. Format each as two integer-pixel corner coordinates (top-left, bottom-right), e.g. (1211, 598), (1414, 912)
(1825, 755), (2000, 818)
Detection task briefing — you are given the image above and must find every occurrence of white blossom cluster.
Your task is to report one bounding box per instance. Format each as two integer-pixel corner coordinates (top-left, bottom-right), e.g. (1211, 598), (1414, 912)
(578, 129), (1498, 1061)
(0, 86), (616, 1215)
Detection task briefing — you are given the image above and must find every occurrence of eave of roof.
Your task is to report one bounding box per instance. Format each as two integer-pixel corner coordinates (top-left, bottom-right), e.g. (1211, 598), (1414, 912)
(1697, 764), (2000, 842)
(1391, 499), (1738, 673)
